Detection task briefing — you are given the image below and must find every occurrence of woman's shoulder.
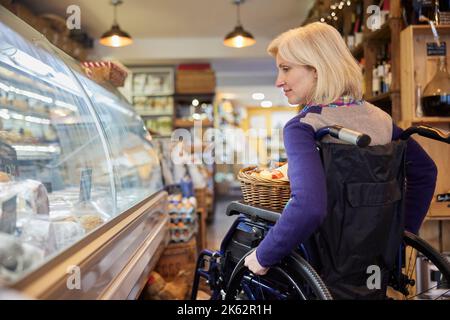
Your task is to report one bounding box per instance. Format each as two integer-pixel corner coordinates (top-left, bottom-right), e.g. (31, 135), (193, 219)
(283, 113), (316, 139)
(284, 105), (323, 130)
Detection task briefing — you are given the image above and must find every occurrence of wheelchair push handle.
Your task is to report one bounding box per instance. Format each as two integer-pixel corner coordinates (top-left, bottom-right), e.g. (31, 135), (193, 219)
(400, 125), (450, 144)
(315, 125), (371, 147)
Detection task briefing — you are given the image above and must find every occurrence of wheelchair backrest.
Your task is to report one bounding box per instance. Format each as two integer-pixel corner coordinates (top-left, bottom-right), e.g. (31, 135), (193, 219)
(310, 140), (407, 299)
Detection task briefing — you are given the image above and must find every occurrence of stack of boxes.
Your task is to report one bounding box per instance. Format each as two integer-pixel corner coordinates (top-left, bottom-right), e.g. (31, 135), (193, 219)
(175, 64), (216, 94)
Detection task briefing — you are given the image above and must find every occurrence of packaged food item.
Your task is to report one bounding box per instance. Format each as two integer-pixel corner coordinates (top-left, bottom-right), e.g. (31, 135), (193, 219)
(0, 190), (16, 234)
(48, 219), (85, 251)
(77, 214), (104, 233)
(19, 215), (85, 254)
(17, 180), (50, 215)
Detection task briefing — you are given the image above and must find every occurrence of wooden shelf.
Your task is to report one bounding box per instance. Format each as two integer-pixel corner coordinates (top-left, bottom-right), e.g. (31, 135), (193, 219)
(139, 114), (173, 118)
(411, 117), (450, 124)
(427, 202), (450, 220)
(365, 92), (391, 104)
(174, 119), (213, 128)
(406, 24), (450, 33)
(132, 93), (173, 98)
(174, 93), (215, 98)
(365, 90), (401, 104)
(364, 19), (391, 42)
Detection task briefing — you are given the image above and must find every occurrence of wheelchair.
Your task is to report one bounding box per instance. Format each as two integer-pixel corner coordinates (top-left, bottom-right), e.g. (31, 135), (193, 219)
(191, 125), (450, 300)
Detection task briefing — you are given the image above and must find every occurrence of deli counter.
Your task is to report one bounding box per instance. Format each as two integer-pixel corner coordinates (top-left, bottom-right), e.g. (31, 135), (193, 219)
(0, 6), (169, 299)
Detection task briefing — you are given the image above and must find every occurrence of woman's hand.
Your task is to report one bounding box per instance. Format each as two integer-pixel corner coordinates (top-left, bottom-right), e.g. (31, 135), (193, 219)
(244, 250), (269, 275)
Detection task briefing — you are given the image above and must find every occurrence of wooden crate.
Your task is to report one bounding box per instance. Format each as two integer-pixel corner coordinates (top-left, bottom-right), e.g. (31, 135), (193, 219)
(194, 187), (208, 251)
(154, 237), (197, 282)
(194, 187), (207, 213)
(176, 69), (216, 94)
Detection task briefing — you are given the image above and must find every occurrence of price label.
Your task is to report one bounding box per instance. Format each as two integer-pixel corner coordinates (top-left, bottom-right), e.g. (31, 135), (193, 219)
(1, 195), (17, 234)
(427, 42), (447, 56)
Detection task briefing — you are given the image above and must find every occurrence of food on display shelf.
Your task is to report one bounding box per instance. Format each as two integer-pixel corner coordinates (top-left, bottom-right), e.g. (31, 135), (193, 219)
(187, 164), (207, 189)
(0, 232), (44, 282)
(0, 191), (16, 235)
(167, 194), (197, 242)
(1, 179), (50, 221)
(16, 180), (50, 216)
(78, 214), (104, 233)
(0, 172), (10, 183)
(0, 131), (22, 144)
(47, 219), (85, 251)
(19, 215), (85, 254)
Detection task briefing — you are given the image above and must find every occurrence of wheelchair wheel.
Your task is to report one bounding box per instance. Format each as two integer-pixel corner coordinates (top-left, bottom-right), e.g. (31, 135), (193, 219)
(390, 231), (450, 300)
(225, 250), (333, 300)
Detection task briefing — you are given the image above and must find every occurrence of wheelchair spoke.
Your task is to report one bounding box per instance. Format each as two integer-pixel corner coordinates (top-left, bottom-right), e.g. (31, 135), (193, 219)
(407, 283), (440, 300)
(229, 268), (309, 300)
(434, 288), (450, 300)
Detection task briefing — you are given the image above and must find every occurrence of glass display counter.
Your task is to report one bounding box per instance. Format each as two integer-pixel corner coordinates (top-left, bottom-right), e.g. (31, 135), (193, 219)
(0, 5), (168, 299)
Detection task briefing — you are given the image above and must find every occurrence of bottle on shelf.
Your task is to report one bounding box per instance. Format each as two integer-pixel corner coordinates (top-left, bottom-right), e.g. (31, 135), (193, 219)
(347, 12), (356, 50)
(354, 1), (364, 46)
(416, 84), (424, 117)
(360, 58), (366, 96)
(371, 44), (392, 97)
(380, 0), (391, 25)
(419, 0), (440, 24)
(377, 49), (387, 94)
(372, 59), (380, 97)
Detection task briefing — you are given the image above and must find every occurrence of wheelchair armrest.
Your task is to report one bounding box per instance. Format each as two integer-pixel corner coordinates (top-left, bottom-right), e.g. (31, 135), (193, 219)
(225, 201), (281, 223)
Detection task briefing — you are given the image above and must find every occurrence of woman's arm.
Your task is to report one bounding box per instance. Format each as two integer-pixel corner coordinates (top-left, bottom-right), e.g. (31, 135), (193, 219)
(255, 116), (328, 267)
(392, 124), (438, 234)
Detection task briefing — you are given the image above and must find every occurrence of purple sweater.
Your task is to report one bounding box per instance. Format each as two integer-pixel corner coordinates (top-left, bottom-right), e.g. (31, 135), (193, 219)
(256, 103), (438, 267)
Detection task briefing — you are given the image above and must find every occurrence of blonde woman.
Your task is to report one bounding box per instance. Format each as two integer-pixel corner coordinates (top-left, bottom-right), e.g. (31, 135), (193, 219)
(244, 22), (437, 281)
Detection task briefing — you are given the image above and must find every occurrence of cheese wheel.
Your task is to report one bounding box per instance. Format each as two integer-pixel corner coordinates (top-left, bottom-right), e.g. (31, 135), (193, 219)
(0, 171), (10, 182)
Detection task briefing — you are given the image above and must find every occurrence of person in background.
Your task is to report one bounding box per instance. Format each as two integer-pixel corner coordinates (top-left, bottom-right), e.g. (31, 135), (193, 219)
(244, 22), (437, 276)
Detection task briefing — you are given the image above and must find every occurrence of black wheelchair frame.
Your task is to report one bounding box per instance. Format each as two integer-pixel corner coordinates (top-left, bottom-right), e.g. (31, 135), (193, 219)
(191, 125), (450, 300)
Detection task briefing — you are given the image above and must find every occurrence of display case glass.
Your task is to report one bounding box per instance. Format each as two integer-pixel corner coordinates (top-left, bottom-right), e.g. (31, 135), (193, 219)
(0, 11), (163, 285)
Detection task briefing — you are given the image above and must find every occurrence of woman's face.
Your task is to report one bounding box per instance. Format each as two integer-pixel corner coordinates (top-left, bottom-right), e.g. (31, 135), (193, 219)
(275, 54), (317, 105)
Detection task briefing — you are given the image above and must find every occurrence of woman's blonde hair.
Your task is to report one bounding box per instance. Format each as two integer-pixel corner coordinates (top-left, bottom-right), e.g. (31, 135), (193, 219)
(268, 22), (363, 105)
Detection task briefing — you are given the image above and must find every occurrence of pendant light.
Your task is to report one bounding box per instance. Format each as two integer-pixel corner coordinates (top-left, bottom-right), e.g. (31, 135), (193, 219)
(100, 0), (133, 47)
(224, 0), (256, 48)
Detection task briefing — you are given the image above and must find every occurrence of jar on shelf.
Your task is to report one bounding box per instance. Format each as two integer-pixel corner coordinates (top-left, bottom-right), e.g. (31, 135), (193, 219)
(421, 56), (450, 116)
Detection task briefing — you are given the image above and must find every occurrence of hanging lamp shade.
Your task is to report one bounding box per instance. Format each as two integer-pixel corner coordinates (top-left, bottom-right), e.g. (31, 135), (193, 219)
(223, 0), (255, 48)
(100, 24), (133, 47)
(224, 25), (256, 48)
(100, 0), (133, 47)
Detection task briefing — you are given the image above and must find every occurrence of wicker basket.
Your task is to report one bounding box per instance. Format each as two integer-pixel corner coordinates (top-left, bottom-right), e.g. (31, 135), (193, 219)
(238, 166), (291, 212)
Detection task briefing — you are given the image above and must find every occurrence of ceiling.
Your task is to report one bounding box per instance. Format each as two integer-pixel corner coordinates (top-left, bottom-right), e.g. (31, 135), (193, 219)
(19, 0), (315, 107)
(22, 0), (314, 39)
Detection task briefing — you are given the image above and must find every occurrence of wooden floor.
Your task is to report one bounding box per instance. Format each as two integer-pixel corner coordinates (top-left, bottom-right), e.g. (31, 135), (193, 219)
(206, 195), (241, 250)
